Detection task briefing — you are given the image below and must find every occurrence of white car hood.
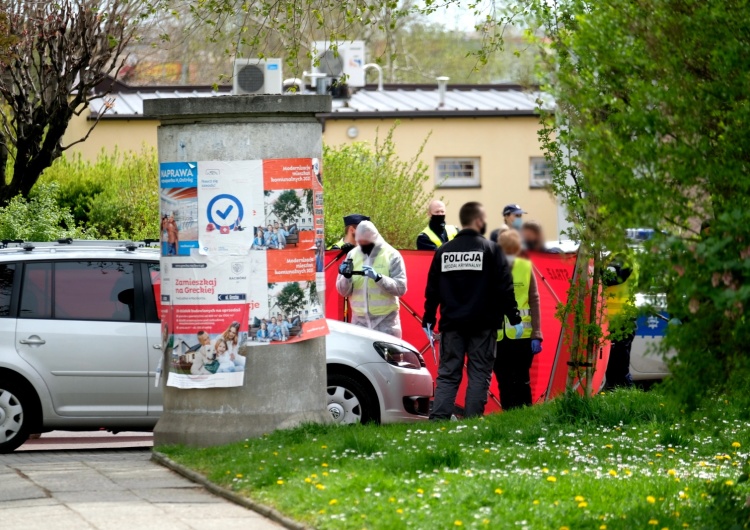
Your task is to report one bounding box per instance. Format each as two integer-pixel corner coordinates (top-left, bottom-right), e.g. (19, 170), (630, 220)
(326, 319), (420, 352)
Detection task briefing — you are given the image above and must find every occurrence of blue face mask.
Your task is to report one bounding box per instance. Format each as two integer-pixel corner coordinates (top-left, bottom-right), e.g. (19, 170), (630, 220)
(512, 217), (523, 230)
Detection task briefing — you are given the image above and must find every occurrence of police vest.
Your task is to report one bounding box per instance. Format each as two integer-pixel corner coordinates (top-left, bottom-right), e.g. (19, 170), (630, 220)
(350, 245), (399, 317)
(605, 259), (639, 317)
(498, 258), (533, 340)
(327, 238), (345, 251)
(421, 225), (458, 248)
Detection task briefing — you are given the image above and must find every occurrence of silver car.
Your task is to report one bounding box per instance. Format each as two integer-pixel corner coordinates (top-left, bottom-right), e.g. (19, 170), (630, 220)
(0, 241), (432, 453)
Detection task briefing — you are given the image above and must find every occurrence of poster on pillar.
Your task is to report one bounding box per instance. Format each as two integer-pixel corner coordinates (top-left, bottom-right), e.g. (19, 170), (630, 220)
(162, 255), (251, 389)
(158, 158), (328, 388)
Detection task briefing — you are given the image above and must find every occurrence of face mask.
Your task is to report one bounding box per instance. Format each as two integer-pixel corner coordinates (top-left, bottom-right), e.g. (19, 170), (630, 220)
(360, 243), (375, 255)
(512, 218), (523, 230)
(431, 215), (446, 225)
(506, 255), (516, 265)
(479, 222), (487, 236)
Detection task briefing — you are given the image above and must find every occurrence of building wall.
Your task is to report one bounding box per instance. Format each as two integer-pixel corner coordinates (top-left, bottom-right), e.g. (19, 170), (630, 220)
(65, 112), (559, 240)
(323, 116), (559, 240)
(65, 113), (159, 159)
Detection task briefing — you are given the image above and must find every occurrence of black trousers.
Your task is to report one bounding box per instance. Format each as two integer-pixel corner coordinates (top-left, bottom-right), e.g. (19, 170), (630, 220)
(605, 331), (635, 388)
(431, 329), (496, 420)
(494, 337), (534, 410)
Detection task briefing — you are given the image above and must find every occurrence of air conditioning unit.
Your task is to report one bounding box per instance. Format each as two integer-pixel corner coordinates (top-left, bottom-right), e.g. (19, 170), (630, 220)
(233, 58), (283, 95)
(310, 41), (365, 87)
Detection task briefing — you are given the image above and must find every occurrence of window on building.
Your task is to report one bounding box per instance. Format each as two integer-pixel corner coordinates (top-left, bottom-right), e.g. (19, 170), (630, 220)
(530, 157), (553, 188)
(435, 158), (480, 188)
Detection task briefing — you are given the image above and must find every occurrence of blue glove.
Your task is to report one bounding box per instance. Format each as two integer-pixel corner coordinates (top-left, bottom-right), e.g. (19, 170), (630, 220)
(338, 262), (348, 275)
(514, 323), (525, 338)
(362, 265), (382, 281)
(531, 339), (543, 355)
(423, 326), (434, 341)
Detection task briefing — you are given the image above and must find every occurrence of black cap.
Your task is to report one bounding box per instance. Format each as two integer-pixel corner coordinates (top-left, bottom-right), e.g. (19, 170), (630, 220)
(502, 204), (527, 217)
(343, 214), (370, 227)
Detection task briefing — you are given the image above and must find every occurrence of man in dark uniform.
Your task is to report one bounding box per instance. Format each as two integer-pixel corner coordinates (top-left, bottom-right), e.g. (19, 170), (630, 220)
(416, 200), (458, 250)
(423, 201), (523, 419)
(327, 213), (370, 251)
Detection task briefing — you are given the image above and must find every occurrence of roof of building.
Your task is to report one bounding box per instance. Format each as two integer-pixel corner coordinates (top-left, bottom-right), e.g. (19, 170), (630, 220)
(88, 79), (552, 120)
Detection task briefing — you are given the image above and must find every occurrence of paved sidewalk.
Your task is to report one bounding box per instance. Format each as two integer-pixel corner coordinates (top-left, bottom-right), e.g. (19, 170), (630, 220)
(0, 449), (283, 530)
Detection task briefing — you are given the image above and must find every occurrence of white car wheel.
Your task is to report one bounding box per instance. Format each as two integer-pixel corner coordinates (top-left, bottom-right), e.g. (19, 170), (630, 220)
(0, 386), (27, 452)
(326, 385), (363, 424)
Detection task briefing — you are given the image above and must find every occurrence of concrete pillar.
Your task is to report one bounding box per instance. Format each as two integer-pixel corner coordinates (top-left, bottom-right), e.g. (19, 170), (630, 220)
(144, 95), (332, 447)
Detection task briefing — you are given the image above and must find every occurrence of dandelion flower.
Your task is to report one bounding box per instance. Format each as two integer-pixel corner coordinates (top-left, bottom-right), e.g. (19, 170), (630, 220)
(560, 527), (570, 530)
(417, 488), (424, 495)
(389, 497), (396, 503)
(397, 508), (404, 514)
(322, 472), (329, 477)
(725, 480), (735, 486)
(732, 441), (741, 448)
(647, 496), (656, 504)
(600, 526), (607, 529)
(547, 476), (557, 482)
(648, 520), (658, 525)
(329, 499), (337, 505)
(668, 469), (676, 476)
(604, 444), (613, 449)
(236, 474), (243, 478)
(315, 484), (325, 490)
(482, 519), (490, 525)
(533, 500), (540, 505)
(484, 449), (490, 453)
(454, 521), (463, 526)
(495, 488), (503, 495)
(305, 477), (312, 484)
(322, 463), (329, 467)
(575, 496), (585, 502)
(276, 480), (283, 485)
(321, 445), (327, 449)
(608, 470), (617, 477)
(578, 502), (588, 508)
(318, 509), (325, 515)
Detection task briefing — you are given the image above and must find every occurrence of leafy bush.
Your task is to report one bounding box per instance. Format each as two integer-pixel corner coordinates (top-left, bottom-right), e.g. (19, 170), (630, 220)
(39, 147), (160, 240)
(0, 182), (88, 241)
(323, 124), (435, 249)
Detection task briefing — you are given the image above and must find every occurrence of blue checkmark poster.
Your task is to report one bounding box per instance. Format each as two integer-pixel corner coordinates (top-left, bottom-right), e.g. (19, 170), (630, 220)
(196, 160), (264, 255)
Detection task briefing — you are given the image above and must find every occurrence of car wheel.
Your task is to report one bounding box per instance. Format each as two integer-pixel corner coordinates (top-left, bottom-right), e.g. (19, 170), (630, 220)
(0, 381), (32, 453)
(326, 373), (378, 425)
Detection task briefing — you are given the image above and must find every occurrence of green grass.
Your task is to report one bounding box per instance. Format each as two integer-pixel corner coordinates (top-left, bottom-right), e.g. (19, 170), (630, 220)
(159, 389), (750, 529)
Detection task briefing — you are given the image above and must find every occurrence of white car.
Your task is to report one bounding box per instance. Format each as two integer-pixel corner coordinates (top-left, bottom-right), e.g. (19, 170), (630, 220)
(0, 241), (433, 453)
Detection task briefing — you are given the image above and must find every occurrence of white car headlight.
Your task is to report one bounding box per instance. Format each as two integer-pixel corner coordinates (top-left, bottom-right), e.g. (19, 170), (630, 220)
(373, 342), (425, 370)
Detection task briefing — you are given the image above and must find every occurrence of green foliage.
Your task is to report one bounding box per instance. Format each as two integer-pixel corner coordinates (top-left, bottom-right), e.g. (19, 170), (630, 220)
(39, 147), (160, 240)
(324, 124), (435, 249)
(530, 0), (750, 406)
(275, 282), (306, 317)
(0, 182), (87, 241)
(272, 190), (303, 225)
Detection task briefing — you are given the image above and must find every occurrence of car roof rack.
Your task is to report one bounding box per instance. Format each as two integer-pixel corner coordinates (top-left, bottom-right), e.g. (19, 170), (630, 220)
(0, 239), (160, 252)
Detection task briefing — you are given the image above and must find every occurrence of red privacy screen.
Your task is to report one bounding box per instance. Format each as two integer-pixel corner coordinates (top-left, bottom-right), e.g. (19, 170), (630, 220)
(324, 249), (609, 415)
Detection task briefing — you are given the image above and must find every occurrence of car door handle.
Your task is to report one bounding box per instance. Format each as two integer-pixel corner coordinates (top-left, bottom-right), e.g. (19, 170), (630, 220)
(152, 344), (162, 350)
(19, 336), (46, 346)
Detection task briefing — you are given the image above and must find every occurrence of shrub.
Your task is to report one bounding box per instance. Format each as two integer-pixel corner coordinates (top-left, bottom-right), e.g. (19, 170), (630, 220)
(39, 147), (160, 240)
(323, 124), (436, 249)
(0, 182), (88, 241)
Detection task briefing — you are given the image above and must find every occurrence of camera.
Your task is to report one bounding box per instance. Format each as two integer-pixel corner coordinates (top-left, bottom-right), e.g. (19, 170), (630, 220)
(341, 259), (365, 279)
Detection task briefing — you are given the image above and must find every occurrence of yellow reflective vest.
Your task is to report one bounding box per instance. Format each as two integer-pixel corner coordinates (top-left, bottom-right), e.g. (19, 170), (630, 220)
(605, 258), (639, 317)
(327, 238), (346, 251)
(350, 246), (399, 317)
(498, 258), (533, 340)
(421, 225), (458, 248)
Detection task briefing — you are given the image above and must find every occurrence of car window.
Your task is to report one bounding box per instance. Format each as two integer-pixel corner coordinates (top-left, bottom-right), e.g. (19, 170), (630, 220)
(0, 263), (15, 317)
(20, 262), (52, 319)
(147, 262), (161, 323)
(54, 261), (135, 321)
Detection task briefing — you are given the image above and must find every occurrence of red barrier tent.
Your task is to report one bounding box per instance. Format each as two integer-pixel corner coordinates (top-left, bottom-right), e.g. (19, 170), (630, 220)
(324, 249), (609, 415)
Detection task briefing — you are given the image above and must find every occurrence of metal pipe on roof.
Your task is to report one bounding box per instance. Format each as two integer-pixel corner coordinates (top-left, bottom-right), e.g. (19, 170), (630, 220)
(363, 63), (384, 91)
(436, 76), (449, 107)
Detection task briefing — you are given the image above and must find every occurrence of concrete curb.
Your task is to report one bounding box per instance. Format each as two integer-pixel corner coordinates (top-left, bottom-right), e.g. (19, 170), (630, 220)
(151, 450), (314, 530)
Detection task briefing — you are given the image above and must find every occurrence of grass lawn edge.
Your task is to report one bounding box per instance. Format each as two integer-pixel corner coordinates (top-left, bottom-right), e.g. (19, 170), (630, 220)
(151, 449), (312, 530)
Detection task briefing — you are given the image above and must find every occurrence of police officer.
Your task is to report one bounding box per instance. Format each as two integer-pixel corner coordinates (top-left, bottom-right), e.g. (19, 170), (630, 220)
(328, 213), (370, 250)
(336, 221), (407, 338)
(493, 230), (543, 409)
(416, 200), (458, 250)
(604, 251), (638, 388)
(503, 204), (527, 232)
(423, 201), (523, 419)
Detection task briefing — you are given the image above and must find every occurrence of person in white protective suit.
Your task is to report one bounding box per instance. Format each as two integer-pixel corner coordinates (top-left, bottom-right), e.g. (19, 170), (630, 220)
(335, 221), (407, 338)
